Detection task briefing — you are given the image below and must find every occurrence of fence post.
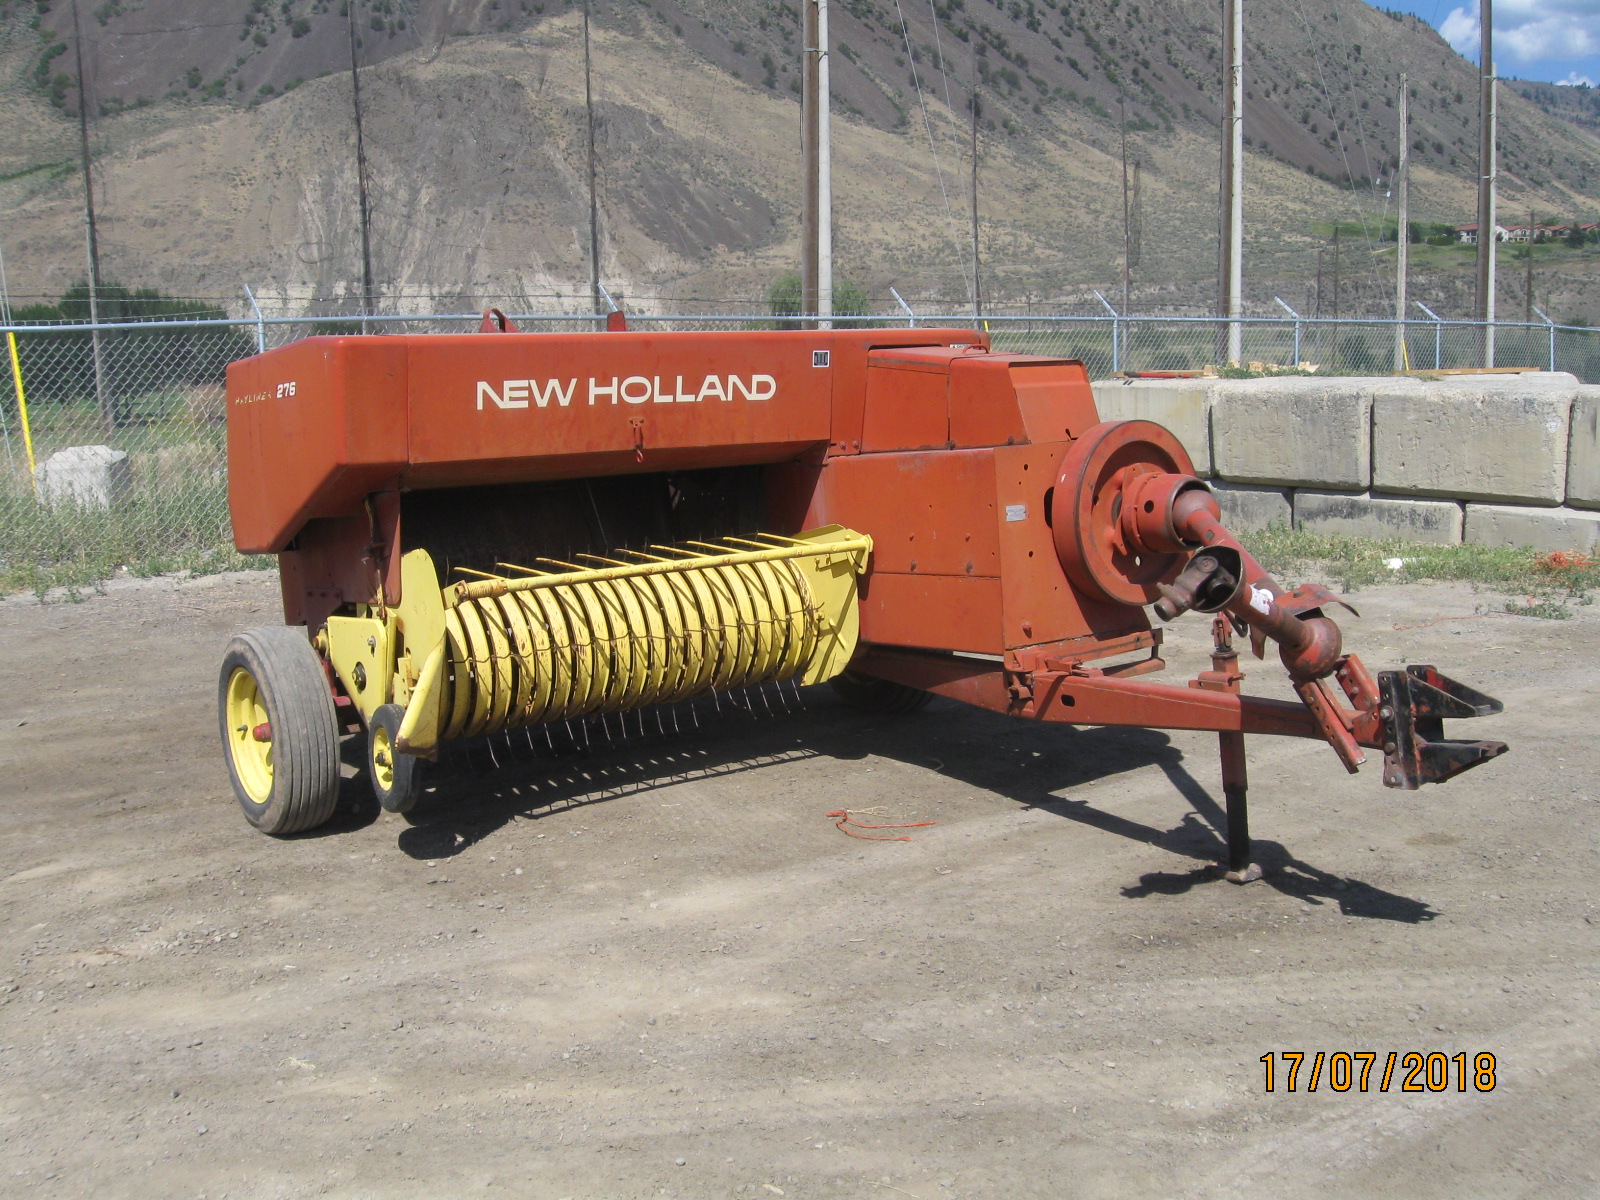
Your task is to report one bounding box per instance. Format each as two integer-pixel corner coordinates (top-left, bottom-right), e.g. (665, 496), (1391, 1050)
(1415, 301), (1443, 371)
(596, 283), (621, 333)
(1273, 297), (1301, 366)
(889, 286), (916, 328)
(242, 283), (266, 354)
(1531, 305), (1556, 372)
(1093, 290), (1120, 373)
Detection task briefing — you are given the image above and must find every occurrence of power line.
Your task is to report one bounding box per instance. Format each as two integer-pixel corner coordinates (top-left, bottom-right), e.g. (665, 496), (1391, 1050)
(890, 0), (967, 297)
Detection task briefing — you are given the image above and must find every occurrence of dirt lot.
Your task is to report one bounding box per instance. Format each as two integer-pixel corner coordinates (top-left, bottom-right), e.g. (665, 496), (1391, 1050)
(1, 570), (1596, 1200)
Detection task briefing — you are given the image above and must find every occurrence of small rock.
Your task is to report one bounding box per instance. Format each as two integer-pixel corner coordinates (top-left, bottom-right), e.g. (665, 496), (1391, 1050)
(197, 1126), (208, 1135)
(674, 1157), (686, 1166)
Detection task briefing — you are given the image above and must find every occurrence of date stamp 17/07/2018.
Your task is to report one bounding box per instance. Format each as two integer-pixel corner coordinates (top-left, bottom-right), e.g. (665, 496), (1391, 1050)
(1260, 1051), (1497, 1093)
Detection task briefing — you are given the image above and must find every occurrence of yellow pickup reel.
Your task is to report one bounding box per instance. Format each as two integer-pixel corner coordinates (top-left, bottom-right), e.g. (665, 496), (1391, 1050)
(313, 524), (872, 816)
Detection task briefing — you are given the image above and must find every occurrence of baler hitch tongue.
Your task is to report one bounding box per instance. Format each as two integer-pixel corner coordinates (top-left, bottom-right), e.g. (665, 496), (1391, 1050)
(1377, 665), (1508, 789)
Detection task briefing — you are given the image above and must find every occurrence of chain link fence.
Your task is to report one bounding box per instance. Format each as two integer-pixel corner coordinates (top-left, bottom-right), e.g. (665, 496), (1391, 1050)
(3, 309), (1597, 595)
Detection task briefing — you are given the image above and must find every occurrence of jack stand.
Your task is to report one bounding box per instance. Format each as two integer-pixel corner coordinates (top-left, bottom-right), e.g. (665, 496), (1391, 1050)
(1197, 616), (1263, 883)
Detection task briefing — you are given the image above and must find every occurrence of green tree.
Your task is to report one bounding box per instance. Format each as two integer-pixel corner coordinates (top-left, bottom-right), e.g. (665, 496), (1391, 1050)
(766, 272), (875, 327)
(767, 271), (802, 319)
(12, 281), (252, 417)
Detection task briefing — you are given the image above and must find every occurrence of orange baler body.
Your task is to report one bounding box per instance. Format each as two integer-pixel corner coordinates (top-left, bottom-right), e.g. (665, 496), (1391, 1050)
(226, 326), (1150, 661)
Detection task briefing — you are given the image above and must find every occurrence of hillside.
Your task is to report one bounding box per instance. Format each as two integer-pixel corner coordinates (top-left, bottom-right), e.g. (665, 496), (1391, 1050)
(1515, 78), (1600, 140)
(2, 0), (1599, 319)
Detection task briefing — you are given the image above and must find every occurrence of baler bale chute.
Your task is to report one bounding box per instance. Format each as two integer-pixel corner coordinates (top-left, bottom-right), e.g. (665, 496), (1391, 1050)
(219, 317), (1506, 879)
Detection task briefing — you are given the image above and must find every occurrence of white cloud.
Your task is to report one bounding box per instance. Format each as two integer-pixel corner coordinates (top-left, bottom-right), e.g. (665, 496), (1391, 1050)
(1558, 71), (1597, 87)
(1440, 7), (1479, 56)
(1438, 2), (1600, 67)
(1502, 19), (1600, 64)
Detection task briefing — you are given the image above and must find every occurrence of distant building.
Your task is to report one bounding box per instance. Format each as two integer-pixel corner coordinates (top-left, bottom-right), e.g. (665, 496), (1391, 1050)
(1500, 224), (1567, 243)
(1455, 223), (1510, 244)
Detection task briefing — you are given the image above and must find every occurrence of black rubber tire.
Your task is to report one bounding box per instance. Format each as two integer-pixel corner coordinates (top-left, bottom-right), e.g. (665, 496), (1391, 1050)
(367, 703), (425, 814)
(828, 669), (934, 714)
(218, 626), (341, 835)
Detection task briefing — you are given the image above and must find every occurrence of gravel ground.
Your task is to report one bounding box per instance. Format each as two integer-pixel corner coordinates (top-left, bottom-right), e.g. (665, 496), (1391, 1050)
(0, 570), (1595, 1200)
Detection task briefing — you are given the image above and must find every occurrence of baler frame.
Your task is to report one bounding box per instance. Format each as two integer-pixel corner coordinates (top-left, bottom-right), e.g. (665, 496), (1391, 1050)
(217, 318), (1505, 878)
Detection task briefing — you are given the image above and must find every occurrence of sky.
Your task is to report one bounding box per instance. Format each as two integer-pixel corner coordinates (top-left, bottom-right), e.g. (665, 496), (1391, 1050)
(1373, 0), (1600, 87)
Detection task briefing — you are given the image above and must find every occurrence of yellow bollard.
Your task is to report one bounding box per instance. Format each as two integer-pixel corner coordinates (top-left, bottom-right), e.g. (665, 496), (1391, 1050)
(7, 331), (36, 494)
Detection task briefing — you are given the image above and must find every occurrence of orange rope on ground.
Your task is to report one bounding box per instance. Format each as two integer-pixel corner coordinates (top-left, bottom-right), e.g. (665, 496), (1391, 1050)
(826, 809), (938, 841)
(1537, 551), (1593, 570)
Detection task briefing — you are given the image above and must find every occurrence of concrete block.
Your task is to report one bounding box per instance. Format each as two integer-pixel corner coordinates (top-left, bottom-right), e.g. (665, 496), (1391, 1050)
(1371, 378), (1573, 505)
(1567, 385), (1600, 510)
(1294, 490), (1462, 545)
(1210, 378), (1370, 488)
(1090, 379), (1213, 476)
(38, 444), (130, 508)
(1460, 371), (1580, 391)
(1464, 504), (1600, 553)
(1209, 481), (1290, 530)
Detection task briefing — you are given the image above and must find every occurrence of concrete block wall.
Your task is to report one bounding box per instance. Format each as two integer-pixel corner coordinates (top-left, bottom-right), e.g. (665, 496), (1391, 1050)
(1091, 372), (1599, 552)
(1570, 386), (1600, 510)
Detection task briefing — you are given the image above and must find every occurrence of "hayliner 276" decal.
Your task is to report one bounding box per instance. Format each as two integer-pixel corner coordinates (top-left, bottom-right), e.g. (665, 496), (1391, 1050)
(476, 374), (777, 410)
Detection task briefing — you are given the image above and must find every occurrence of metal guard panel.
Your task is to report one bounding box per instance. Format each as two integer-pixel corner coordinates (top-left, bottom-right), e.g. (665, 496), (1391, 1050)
(226, 338), (409, 554)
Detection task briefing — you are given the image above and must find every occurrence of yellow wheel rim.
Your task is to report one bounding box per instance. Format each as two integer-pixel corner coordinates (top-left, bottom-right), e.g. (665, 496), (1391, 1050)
(371, 722), (396, 794)
(225, 667), (273, 805)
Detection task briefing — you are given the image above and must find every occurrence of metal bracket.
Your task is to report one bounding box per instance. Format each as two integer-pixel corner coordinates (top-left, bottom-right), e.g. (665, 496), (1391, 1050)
(1378, 665), (1507, 789)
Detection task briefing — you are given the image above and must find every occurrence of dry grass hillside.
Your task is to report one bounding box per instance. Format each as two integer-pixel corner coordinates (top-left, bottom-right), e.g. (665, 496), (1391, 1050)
(2, 0), (1600, 318)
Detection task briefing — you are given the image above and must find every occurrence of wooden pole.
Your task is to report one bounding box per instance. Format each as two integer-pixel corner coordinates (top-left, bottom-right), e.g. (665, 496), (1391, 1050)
(584, 0), (601, 317)
(1524, 206), (1534, 324)
(1332, 225), (1340, 322)
(1393, 75), (1409, 372)
(800, 0), (819, 326)
(1120, 98), (1132, 318)
(71, 0), (109, 428)
(970, 67), (982, 318)
(1475, 0), (1496, 366)
(348, 0), (376, 328)
(1219, 0), (1244, 364)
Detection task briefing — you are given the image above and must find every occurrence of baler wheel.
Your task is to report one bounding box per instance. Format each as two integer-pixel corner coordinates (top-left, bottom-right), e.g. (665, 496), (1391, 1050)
(367, 703), (425, 814)
(829, 669), (933, 714)
(218, 627), (341, 835)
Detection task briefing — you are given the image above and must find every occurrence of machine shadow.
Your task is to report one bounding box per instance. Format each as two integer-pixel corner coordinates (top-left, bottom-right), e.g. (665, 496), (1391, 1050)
(373, 689), (1429, 920)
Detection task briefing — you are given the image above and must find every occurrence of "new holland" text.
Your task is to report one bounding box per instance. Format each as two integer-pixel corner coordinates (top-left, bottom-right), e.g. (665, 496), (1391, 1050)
(476, 374), (777, 410)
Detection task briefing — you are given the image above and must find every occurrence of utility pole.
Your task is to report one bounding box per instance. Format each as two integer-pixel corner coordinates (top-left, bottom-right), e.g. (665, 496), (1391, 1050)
(347, 0), (376, 328)
(1313, 249), (1323, 318)
(1332, 224), (1340, 322)
(1524, 206), (1534, 324)
(583, 0), (601, 317)
(71, 0), (109, 428)
(1120, 98), (1132, 317)
(1475, 0), (1496, 366)
(1393, 74), (1409, 372)
(1218, 0), (1244, 364)
(970, 68), (982, 318)
(800, 0), (831, 328)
